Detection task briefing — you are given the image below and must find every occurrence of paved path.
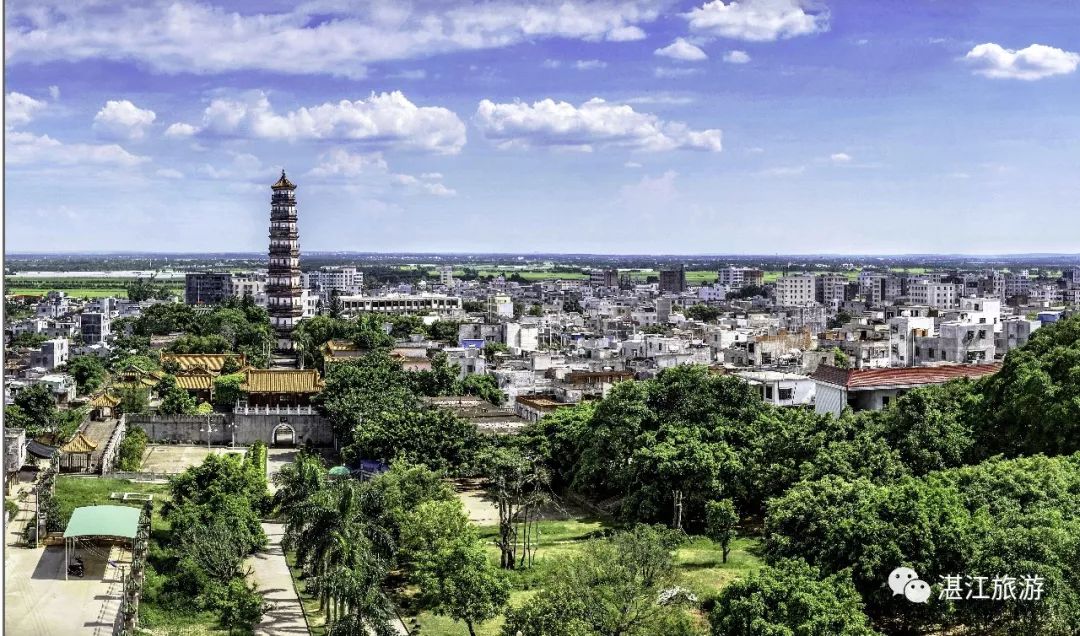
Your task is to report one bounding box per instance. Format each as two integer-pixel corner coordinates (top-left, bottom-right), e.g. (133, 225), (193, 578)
(248, 522), (309, 636)
(266, 448), (297, 495)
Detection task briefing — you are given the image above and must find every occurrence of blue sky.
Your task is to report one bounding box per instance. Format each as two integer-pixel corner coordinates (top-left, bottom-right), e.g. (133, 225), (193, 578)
(5, 0), (1079, 254)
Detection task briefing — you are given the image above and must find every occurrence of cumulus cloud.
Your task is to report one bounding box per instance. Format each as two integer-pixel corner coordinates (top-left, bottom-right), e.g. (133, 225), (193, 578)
(93, 100), (156, 140)
(964, 43), (1079, 80)
(655, 38), (708, 62)
(474, 97), (722, 152)
(164, 122), (198, 138)
(6, 130), (148, 167)
(175, 91), (466, 154)
(685, 0), (828, 42)
(5, 91), (46, 126)
(724, 50), (751, 63)
(830, 152), (852, 163)
(48, 85), (61, 100)
(6, 1), (660, 77)
(308, 148), (456, 197)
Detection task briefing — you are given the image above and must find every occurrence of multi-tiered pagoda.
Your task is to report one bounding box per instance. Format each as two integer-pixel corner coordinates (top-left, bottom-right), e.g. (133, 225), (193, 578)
(267, 170), (303, 354)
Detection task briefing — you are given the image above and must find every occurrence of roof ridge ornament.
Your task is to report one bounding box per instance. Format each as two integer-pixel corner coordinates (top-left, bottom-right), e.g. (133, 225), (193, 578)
(271, 169), (296, 190)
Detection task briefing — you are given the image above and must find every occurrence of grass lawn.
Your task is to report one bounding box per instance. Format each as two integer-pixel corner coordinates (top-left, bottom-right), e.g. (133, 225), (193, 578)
(53, 475), (171, 527)
(404, 517), (762, 636)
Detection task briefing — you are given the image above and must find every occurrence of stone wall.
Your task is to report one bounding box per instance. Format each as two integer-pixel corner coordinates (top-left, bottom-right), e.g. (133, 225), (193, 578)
(125, 413), (333, 447)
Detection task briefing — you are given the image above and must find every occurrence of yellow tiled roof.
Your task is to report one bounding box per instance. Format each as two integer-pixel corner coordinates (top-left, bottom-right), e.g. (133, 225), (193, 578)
(60, 432), (98, 454)
(324, 339), (360, 352)
(89, 392), (121, 408)
(160, 353), (245, 373)
(241, 369), (324, 394)
(175, 373), (214, 390)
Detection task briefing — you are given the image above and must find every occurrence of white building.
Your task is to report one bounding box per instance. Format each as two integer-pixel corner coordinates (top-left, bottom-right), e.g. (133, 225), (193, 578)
(31, 338), (69, 371)
(775, 274), (818, 306)
(908, 281), (959, 310)
(504, 322), (540, 354)
(486, 294), (514, 319)
(305, 266), (363, 301)
(812, 363), (1000, 416)
(698, 285), (728, 302)
(338, 293), (463, 317)
(79, 312), (111, 345)
(439, 266), (455, 287)
(888, 315), (935, 367)
(717, 267), (764, 290)
(736, 371), (815, 407)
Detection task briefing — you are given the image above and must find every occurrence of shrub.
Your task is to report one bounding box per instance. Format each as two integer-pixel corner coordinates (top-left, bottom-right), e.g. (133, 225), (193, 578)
(117, 427), (149, 471)
(218, 579), (264, 632)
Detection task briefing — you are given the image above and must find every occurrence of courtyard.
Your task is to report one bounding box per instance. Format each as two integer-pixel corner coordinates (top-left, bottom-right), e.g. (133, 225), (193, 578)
(138, 444), (246, 475)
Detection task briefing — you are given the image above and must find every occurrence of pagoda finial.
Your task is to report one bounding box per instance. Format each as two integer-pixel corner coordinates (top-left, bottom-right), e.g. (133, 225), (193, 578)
(271, 169), (296, 190)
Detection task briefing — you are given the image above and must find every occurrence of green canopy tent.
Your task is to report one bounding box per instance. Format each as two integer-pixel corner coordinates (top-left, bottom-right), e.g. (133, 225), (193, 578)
(63, 505), (141, 580)
(328, 465), (351, 479)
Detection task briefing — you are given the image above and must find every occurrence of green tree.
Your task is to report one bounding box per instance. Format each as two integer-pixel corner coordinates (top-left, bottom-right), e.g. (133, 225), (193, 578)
(483, 342), (509, 363)
(684, 304), (721, 322)
(11, 384), (56, 436)
(219, 579), (264, 633)
(426, 319), (461, 343)
(118, 386), (149, 415)
(64, 355), (108, 395)
(704, 499), (738, 563)
(502, 525), (688, 636)
(117, 426), (148, 471)
(349, 407), (481, 471)
(833, 346), (850, 368)
(709, 559), (879, 636)
(213, 373), (246, 408)
(158, 382), (198, 415)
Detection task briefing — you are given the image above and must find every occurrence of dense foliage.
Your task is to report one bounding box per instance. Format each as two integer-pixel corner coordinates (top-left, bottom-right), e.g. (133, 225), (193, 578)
(275, 457), (492, 634)
(116, 426), (148, 471)
(501, 525), (698, 636)
(127, 297), (273, 367)
(145, 450), (268, 632)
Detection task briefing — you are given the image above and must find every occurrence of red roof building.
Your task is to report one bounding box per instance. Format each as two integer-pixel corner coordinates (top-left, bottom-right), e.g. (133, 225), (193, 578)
(811, 363), (1000, 415)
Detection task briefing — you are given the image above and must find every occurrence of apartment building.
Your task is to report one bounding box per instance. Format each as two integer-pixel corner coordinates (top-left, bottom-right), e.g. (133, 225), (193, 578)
(775, 274), (817, 306)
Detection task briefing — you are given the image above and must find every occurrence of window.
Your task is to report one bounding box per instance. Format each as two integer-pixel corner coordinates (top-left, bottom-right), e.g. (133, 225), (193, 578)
(778, 387), (794, 401)
(882, 396), (891, 407)
(764, 385), (774, 399)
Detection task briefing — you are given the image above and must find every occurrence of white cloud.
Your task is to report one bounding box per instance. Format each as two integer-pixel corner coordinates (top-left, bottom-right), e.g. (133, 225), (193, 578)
(5, 92), (46, 126)
(93, 100), (156, 140)
(542, 59), (562, 68)
(574, 59), (608, 70)
(6, 1), (661, 77)
(308, 148), (456, 197)
(6, 130), (148, 167)
(179, 91), (466, 154)
(607, 25), (647, 41)
(654, 66), (704, 78)
(48, 85), (61, 100)
(624, 161), (643, 168)
(164, 122), (198, 138)
(685, 0), (829, 42)
(964, 43), (1079, 80)
(830, 152), (852, 163)
(723, 50), (751, 63)
(155, 168), (184, 179)
(655, 38), (708, 62)
(474, 97), (722, 152)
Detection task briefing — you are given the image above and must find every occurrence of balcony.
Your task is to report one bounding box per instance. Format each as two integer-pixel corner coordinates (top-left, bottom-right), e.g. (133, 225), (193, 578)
(234, 404), (316, 415)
